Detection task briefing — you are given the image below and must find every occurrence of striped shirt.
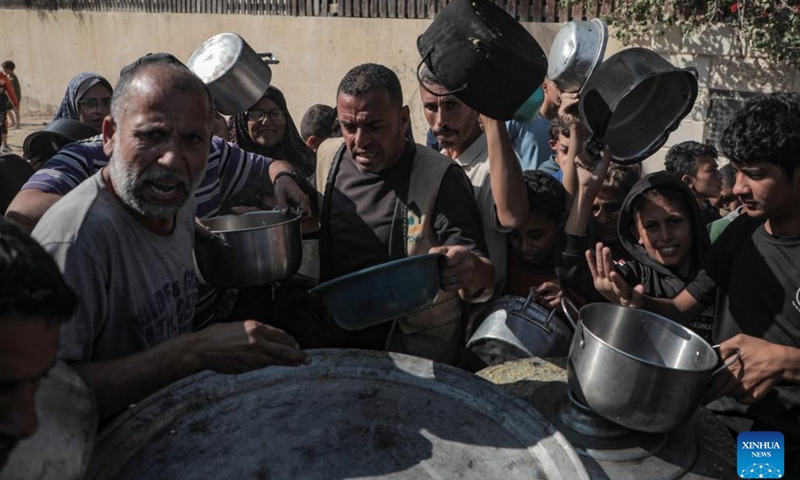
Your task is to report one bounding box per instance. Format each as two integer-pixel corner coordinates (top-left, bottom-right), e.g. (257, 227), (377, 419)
(23, 135), (273, 325)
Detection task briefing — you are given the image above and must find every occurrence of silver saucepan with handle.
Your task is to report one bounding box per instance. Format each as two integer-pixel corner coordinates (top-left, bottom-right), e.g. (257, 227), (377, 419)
(187, 32), (280, 115)
(466, 290), (577, 366)
(563, 300), (741, 433)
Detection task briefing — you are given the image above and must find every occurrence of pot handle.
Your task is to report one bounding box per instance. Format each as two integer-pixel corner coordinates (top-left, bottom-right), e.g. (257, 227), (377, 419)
(560, 297), (579, 331)
(258, 52), (280, 65)
(710, 345), (742, 377)
(515, 290), (554, 334)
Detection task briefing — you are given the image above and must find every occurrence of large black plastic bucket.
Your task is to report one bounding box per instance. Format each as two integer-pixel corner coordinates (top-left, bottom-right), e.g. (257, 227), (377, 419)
(579, 48), (698, 164)
(416, 0), (547, 120)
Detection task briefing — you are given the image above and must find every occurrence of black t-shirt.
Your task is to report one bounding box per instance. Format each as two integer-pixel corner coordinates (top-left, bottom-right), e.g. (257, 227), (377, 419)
(0, 154), (33, 213)
(686, 214), (800, 457)
(327, 142), (488, 280)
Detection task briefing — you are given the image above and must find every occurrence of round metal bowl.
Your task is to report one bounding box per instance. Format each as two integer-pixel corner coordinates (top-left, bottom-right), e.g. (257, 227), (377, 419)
(310, 254), (442, 331)
(87, 349), (590, 480)
(547, 18), (609, 94)
(194, 211), (302, 288)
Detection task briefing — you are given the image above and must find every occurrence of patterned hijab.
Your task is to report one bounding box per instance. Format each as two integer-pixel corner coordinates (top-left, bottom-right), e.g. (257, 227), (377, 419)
(53, 72), (113, 122)
(227, 85), (316, 179)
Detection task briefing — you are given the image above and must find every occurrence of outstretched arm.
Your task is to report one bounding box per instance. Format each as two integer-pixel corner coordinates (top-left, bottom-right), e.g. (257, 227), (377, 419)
(72, 321), (310, 419)
(481, 116), (528, 230)
(585, 242), (704, 322)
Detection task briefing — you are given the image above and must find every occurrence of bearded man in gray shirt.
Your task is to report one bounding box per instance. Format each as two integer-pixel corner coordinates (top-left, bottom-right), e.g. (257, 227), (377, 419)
(32, 61), (309, 420)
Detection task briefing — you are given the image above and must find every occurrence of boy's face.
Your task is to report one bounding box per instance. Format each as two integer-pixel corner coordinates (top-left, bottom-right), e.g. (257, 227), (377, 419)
(508, 212), (562, 266)
(686, 156), (722, 199)
(733, 161), (800, 220)
(549, 133), (570, 169)
(633, 195), (694, 275)
(592, 185), (625, 245)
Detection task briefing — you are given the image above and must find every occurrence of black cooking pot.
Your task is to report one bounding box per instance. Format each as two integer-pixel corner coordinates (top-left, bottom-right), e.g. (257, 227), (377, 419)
(416, 0), (547, 120)
(579, 48), (698, 164)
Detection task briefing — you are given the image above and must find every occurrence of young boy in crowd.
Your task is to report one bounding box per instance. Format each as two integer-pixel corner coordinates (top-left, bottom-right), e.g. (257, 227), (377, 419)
(1, 61), (20, 130)
(588, 92), (800, 473)
(504, 170), (568, 309)
(664, 141), (724, 225)
(537, 117), (570, 181)
(708, 163), (744, 242)
(300, 104), (336, 151)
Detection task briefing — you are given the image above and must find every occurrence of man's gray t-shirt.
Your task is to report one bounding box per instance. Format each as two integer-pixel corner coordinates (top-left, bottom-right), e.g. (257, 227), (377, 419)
(32, 171), (198, 363)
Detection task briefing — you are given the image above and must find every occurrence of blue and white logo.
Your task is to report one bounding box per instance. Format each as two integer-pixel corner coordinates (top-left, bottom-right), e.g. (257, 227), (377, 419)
(738, 431), (784, 478)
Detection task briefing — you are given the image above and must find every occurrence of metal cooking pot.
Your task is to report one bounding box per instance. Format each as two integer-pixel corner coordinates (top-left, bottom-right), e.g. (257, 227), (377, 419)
(416, 0), (547, 120)
(194, 211), (301, 288)
(310, 253), (442, 331)
(187, 33), (280, 115)
(564, 302), (740, 433)
(467, 291), (576, 366)
(548, 18), (609, 94)
(579, 48), (698, 164)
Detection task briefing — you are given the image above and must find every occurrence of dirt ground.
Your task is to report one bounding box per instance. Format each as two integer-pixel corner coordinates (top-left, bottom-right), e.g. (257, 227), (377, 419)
(5, 111), (59, 156)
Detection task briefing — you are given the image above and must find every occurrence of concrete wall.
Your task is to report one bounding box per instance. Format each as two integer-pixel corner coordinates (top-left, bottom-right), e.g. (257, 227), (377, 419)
(1, 10), (798, 169)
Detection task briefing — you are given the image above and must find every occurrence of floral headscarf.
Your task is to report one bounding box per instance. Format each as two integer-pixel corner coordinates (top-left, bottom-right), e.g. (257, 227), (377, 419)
(227, 85), (316, 179)
(52, 72), (113, 122)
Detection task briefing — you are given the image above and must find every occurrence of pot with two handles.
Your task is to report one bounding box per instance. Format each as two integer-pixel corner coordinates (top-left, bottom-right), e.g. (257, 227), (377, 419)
(563, 301), (740, 433)
(467, 291), (576, 366)
(188, 33), (280, 115)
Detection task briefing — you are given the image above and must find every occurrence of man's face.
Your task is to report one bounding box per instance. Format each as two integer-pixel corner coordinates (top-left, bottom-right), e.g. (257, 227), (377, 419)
(592, 185), (625, 245)
(337, 89), (409, 174)
(419, 84), (481, 154)
(732, 161), (800, 220)
(0, 317), (59, 470)
(549, 133), (570, 169)
(687, 156), (722, 199)
(508, 212), (562, 266)
(103, 78), (212, 219)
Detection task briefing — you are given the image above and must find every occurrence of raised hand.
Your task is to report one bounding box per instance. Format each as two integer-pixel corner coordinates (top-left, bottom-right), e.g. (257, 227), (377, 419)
(585, 242), (645, 307)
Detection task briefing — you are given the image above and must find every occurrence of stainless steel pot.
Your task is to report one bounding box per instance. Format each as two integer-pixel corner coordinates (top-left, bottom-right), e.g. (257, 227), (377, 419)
(564, 302), (740, 433)
(194, 211), (301, 288)
(187, 33), (280, 115)
(547, 19), (609, 94)
(467, 291), (576, 366)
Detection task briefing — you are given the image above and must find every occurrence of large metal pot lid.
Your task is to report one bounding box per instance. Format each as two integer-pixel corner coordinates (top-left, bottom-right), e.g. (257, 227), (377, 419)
(2, 362), (98, 480)
(547, 18), (609, 94)
(187, 32), (246, 83)
(88, 349), (589, 480)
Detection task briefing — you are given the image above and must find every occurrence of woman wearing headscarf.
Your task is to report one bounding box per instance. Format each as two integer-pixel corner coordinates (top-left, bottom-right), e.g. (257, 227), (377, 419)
(227, 85), (316, 180)
(53, 72), (113, 132)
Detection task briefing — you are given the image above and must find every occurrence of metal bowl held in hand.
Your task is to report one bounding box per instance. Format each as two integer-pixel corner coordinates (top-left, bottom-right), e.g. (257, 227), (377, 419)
(416, 0), (547, 120)
(310, 253), (442, 331)
(187, 33), (280, 115)
(467, 292), (576, 366)
(547, 18), (609, 94)
(565, 303), (739, 433)
(579, 48), (698, 164)
(194, 211), (302, 288)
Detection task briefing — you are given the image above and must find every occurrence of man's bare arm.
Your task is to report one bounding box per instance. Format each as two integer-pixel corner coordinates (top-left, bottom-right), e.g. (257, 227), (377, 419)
(72, 321), (310, 420)
(5, 190), (63, 233)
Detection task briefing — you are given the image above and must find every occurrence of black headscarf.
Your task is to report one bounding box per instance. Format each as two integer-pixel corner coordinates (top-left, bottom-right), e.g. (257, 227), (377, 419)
(227, 86), (316, 179)
(52, 72), (113, 122)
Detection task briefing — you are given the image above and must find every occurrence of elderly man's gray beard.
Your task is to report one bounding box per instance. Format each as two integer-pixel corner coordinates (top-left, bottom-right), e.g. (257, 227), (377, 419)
(108, 152), (201, 218)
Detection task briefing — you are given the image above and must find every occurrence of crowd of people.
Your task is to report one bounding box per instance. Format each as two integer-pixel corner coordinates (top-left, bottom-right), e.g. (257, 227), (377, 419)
(1, 48), (799, 475)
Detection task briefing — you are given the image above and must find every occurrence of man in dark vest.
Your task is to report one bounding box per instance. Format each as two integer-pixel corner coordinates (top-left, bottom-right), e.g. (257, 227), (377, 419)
(314, 63), (494, 365)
